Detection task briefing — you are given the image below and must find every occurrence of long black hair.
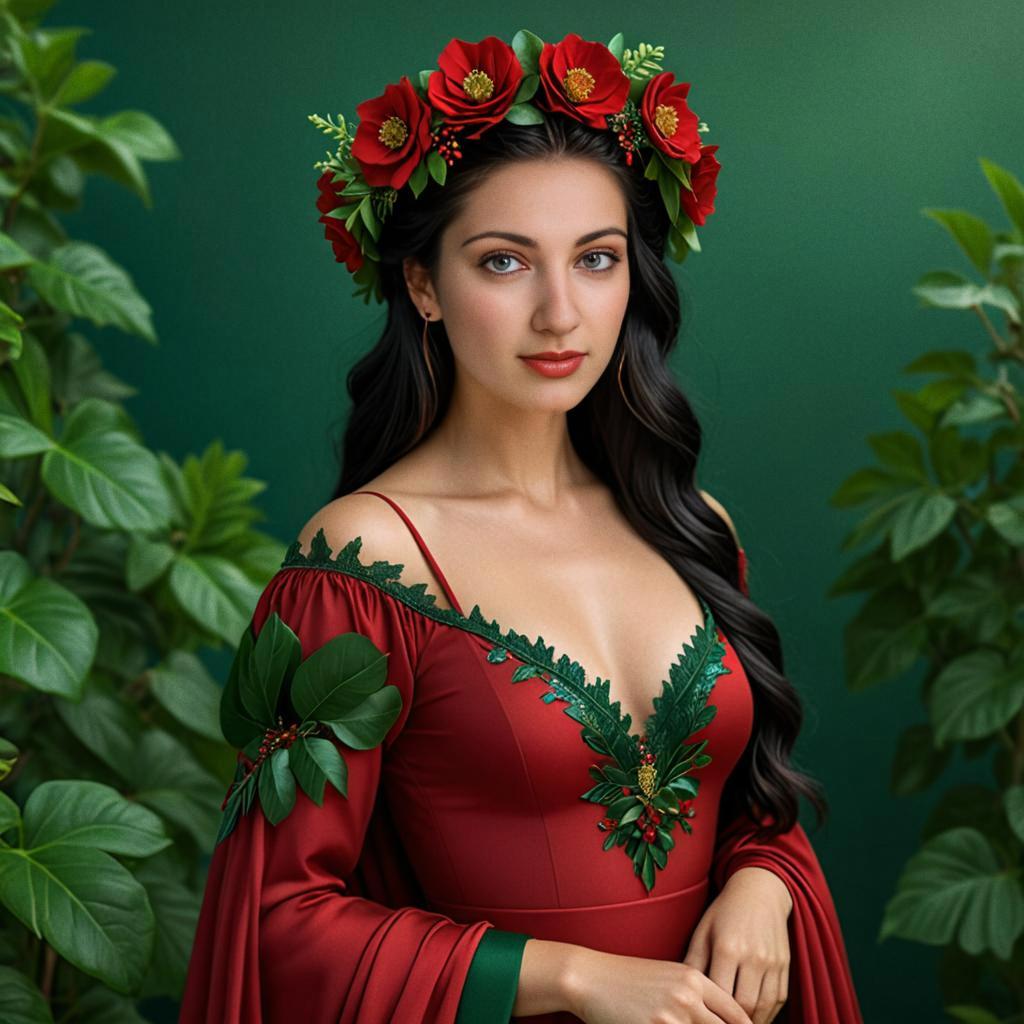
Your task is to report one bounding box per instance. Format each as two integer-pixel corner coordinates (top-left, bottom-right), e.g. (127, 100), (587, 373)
(331, 113), (828, 839)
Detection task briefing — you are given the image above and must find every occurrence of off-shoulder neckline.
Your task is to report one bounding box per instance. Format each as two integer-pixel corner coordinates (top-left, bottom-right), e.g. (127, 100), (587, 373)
(279, 527), (729, 743)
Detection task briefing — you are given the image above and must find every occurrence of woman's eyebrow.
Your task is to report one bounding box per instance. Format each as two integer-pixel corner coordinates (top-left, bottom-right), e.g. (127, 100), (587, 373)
(461, 227), (628, 248)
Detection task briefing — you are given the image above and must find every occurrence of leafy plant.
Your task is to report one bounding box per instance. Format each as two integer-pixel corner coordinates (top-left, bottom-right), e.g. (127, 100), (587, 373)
(0, 2), (284, 1018)
(830, 156), (1024, 1021)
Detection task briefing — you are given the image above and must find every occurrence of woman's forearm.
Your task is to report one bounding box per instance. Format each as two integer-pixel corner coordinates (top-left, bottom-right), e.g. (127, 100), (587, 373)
(511, 938), (589, 1018)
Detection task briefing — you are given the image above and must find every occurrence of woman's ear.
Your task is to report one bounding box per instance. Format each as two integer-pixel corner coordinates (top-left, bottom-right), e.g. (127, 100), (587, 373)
(402, 257), (441, 318)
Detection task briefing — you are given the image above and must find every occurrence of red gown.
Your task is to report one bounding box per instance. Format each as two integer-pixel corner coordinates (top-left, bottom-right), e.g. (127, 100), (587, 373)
(180, 490), (863, 1023)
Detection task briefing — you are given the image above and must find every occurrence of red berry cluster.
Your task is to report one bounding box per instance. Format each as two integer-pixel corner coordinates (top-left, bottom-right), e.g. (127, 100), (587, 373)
(636, 805), (662, 843)
(258, 722), (299, 762)
(606, 104), (645, 168)
(637, 733), (655, 766)
(597, 815), (618, 831)
(431, 124), (464, 167)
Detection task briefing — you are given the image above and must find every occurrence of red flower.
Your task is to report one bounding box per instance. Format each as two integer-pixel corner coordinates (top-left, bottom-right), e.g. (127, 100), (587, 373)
(640, 71), (701, 165)
(536, 32), (630, 130)
(427, 36), (523, 141)
(315, 170), (363, 272)
(351, 75), (434, 189)
(680, 143), (720, 226)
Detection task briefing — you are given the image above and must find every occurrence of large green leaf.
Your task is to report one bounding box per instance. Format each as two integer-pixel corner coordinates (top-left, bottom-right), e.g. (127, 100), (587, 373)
(149, 650), (224, 741)
(843, 586), (928, 690)
(325, 685), (403, 750)
(39, 398), (173, 530)
(241, 611), (301, 725)
(0, 965), (53, 1024)
(290, 630), (389, 722)
(922, 209), (994, 274)
(288, 736), (347, 804)
(90, 110), (179, 162)
(125, 535), (175, 591)
(0, 844), (154, 993)
(26, 241), (156, 342)
(986, 495), (1024, 546)
(23, 780), (169, 857)
(890, 723), (950, 796)
(220, 624), (265, 748)
(880, 827), (1024, 959)
(53, 59), (116, 107)
(930, 649), (1024, 744)
(132, 851), (201, 999)
(169, 553), (261, 645)
(0, 231), (34, 272)
(257, 747), (295, 825)
(888, 490), (957, 561)
(980, 156), (1024, 236)
(0, 551), (97, 698)
(0, 411), (54, 457)
(54, 685), (137, 780)
(129, 731), (224, 848)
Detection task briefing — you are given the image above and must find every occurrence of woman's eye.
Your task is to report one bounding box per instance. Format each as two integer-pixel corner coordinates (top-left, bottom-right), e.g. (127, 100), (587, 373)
(480, 250), (621, 276)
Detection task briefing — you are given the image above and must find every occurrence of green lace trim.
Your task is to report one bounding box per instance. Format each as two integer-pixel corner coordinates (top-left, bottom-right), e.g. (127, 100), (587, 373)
(281, 528), (722, 755)
(280, 527), (731, 893)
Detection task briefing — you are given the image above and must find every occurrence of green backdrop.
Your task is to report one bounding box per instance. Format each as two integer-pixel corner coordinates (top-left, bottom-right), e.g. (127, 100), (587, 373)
(55, 1), (1024, 1020)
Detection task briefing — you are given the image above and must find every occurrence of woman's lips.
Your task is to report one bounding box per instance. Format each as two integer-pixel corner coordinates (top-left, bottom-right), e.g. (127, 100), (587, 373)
(518, 352), (586, 378)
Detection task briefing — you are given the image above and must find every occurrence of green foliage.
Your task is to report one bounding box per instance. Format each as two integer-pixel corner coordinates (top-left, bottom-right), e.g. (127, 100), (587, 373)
(215, 612), (400, 843)
(0, 4), (285, 1017)
(830, 157), (1024, 1019)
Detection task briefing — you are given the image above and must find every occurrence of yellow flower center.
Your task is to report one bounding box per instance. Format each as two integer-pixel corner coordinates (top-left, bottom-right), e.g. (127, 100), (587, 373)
(653, 103), (678, 139)
(563, 66), (596, 103)
(462, 69), (494, 102)
(378, 115), (409, 150)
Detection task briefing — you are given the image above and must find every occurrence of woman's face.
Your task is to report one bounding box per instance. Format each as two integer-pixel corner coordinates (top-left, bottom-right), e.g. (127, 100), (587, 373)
(415, 157), (631, 414)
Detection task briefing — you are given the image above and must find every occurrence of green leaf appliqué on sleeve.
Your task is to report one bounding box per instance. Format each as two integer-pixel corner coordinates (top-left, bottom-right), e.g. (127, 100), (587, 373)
(215, 611), (401, 843)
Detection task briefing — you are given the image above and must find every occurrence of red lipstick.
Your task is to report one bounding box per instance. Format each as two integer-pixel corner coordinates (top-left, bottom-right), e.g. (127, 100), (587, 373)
(518, 350), (586, 379)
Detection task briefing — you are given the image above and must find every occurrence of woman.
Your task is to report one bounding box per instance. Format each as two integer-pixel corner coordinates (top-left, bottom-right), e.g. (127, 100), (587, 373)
(181, 31), (862, 1024)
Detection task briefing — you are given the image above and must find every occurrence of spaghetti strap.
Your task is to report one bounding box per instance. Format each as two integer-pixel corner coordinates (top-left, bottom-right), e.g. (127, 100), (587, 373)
(349, 490), (465, 615)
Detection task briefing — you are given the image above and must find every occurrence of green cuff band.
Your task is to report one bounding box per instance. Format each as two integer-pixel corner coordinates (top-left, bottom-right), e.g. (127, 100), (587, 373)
(455, 927), (531, 1023)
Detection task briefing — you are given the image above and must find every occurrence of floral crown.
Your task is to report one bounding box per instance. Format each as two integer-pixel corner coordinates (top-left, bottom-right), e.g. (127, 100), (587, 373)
(309, 30), (721, 305)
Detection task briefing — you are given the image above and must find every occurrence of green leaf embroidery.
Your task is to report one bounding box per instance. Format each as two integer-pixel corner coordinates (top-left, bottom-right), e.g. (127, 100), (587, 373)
(215, 611), (400, 843)
(279, 529), (731, 891)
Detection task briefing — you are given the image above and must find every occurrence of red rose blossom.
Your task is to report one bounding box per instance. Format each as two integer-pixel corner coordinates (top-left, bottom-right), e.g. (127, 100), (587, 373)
(680, 143), (720, 226)
(427, 35), (523, 141)
(536, 32), (630, 130)
(351, 75), (433, 190)
(640, 71), (701, 165)
(315, 170), (363, 272)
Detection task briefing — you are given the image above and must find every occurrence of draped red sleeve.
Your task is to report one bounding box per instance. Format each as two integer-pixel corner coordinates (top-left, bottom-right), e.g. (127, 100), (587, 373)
(179, 567), (495, 1023)
(714, 546), (864, 1023)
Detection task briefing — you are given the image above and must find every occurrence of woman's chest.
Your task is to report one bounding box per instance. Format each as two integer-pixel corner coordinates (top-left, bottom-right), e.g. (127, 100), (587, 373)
(384, 617), (755, 902)
(436, 539), (711, 733)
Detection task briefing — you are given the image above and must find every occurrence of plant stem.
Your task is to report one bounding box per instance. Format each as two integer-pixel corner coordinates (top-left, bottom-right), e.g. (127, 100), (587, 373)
(973, 303), (1009, 352)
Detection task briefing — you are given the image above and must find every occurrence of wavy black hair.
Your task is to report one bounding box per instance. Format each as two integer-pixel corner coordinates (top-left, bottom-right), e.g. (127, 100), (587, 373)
(330, 113), (828, 840)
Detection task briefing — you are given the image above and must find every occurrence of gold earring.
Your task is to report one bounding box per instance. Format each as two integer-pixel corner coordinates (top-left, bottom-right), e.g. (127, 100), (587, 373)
(414, 308), (439, 442)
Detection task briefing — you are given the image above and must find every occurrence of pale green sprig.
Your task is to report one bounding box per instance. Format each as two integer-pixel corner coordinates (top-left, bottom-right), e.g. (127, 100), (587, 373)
(308, 111), (353, 143)
(621, 42), (666, 82)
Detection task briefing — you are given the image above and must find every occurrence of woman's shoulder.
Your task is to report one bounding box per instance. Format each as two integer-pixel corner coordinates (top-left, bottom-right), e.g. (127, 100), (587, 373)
(291, 489), (457, 611)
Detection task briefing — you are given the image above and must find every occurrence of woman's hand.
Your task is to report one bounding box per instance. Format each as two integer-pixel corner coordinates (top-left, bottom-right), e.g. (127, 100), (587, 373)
(562, 946), (755, 1024)
(681, 867), (793, 1024)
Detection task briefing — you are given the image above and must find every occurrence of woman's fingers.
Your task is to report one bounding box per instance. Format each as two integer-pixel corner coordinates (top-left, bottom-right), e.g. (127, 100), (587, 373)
(700, 972), (754, 1024)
